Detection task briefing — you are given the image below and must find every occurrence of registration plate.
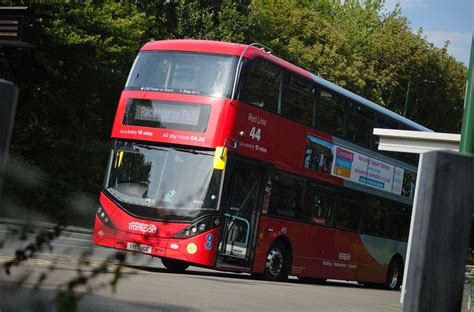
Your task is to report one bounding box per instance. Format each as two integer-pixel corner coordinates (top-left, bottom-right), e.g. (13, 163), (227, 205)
(126, 242), (152, 254)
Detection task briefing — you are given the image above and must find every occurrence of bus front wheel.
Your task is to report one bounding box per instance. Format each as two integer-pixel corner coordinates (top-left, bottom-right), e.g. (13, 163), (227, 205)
(264, 241), (289, 281)
(385, 257), (403, 290)
(161, 258), (190, 272)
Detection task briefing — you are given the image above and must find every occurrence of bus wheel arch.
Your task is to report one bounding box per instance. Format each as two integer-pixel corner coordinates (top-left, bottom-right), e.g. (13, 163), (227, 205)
(263, 236), (292, 281)
(161, 257), (190, 272)
(385, 254), (404, 290)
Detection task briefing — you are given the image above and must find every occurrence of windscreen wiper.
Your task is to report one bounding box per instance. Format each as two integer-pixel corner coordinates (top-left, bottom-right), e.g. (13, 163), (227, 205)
(171, 146), (213, 156)
(133, 144), (168, 152)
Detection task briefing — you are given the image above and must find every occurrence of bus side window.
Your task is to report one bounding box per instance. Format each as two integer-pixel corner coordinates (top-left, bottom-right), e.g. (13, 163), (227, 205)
(386, 204), (411, 241)
(334, 199), (361, 231)
(316, 90), (345, 137)
(282, 74), (316, 126)
(361, 199), (388, 237)
(240, 59), (282, 113)
(268, 172), (304, 220)
(348, 102), (374, 148)
(229, 166), (259, 215)
(303, 182), (334, 226)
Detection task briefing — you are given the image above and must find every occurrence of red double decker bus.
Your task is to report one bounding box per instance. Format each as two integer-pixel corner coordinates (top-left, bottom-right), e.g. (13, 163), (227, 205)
(93, 39), (429, 289)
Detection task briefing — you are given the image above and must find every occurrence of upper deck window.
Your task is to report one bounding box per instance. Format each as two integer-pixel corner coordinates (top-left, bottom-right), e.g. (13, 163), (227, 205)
(316, 90), (345, 137)
(126, 51), (238, 98)
(348, 102), (374, 147)
(283, 75), (316, 126)
(240, 59), (282, 113)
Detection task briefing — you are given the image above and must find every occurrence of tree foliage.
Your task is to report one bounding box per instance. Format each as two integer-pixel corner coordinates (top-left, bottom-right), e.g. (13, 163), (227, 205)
(0, 0), (467, 222)
(1, 1), (152, 220)
(250, 0), (467, 131)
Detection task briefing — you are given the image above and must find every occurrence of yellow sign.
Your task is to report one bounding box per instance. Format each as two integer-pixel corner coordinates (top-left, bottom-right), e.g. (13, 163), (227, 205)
(213, 146), (227, 170)
(187, 243), (198, 254)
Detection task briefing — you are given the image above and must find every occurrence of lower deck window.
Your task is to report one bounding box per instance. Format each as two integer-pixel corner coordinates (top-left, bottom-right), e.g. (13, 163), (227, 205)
(265, 169), (410, 241)
(334, 200), (361, 231)
(268, 173), (304, 219)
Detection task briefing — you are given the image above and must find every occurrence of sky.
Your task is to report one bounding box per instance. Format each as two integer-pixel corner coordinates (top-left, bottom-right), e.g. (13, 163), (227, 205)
(384, 0), (473, 66)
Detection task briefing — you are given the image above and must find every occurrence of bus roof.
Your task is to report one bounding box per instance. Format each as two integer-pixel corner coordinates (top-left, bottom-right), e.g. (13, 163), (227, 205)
(141, 39), (431, 132)
(310, 74), (432, 132)
(141, 39), (249, 56)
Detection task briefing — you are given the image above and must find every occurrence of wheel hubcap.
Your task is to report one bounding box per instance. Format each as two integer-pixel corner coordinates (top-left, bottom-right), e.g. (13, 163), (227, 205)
(266, 248), (283, 277)
(388, 264), (399, 289)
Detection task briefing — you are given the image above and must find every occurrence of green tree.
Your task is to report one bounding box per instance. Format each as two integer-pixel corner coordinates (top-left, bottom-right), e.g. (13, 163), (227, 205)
(249, 0), (467, 132)
(0, 0), (467, 224)
(1, 1), (152, 221)
(138, 0), (254, 43)
(250, 0), (358, 85)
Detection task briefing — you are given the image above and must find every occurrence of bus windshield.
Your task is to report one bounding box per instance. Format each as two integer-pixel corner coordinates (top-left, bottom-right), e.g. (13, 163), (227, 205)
(105, 141), (221, 221)
(125, 51), (238, 98)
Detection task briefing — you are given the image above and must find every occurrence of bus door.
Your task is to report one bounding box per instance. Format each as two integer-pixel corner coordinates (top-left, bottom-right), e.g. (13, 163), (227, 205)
(217, 159), (264, 269)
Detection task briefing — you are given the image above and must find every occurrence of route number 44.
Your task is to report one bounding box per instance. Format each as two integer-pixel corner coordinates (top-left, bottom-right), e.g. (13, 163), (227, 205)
(249, 127), (261, 141)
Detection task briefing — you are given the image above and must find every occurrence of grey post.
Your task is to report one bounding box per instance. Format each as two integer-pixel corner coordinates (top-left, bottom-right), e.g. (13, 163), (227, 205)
(404, 150), (474, 312)
(0, 79), (18, 194)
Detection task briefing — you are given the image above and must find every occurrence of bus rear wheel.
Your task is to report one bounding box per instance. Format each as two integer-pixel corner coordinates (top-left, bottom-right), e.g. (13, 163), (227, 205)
(264, 241), (289, 281)
(385, 258), (403, 290)
(161, 258), (190, 272)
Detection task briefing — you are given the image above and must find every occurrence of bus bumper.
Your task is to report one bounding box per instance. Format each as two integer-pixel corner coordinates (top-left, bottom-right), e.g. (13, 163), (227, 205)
(93, 216), (220, 267)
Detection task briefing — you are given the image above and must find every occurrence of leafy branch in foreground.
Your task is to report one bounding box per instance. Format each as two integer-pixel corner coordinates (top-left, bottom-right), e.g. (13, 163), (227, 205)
(3, 222), (64, 275)
(0, 158), (129, 311)
(1, 220), (129, 312)
(55, 251), (127, 312)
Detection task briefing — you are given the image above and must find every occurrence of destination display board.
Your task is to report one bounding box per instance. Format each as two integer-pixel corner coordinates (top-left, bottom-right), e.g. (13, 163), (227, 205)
(123, 98), (211, 133)
(134, 102), (201, 126)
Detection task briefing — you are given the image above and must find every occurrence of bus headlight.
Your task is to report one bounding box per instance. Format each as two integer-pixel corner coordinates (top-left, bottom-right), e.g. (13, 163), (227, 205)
(198, 223), (206, 232)
(97, 206), (115, 229)
(172, 216), (220, 239)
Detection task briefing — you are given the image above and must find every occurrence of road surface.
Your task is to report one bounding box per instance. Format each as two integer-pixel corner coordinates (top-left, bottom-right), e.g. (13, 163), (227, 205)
(0, 220), (403, 311)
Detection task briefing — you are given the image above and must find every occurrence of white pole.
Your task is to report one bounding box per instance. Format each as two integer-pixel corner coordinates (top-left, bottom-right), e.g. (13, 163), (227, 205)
(400, 153), (424, 303)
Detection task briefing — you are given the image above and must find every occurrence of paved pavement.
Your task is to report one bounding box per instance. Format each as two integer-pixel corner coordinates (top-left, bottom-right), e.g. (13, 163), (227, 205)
(0, 219), (403, 311)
